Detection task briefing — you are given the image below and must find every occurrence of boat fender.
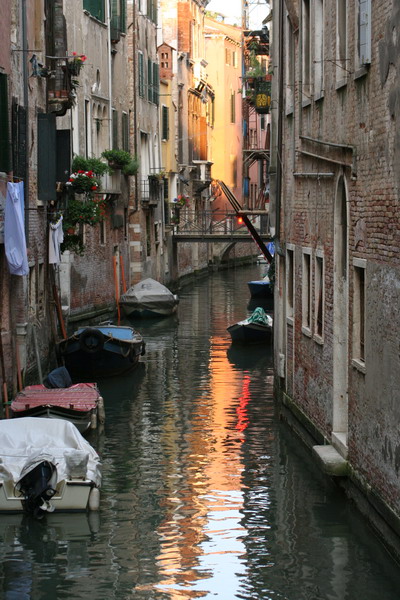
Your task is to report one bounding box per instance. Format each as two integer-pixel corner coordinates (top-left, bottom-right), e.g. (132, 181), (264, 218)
(98, 396), (106, 424)
(79, 328), (105, 354)
(88, 487), (100, 511)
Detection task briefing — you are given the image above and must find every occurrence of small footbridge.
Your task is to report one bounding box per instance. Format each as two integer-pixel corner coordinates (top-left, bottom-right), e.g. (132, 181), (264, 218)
(172, 181), (273, 263)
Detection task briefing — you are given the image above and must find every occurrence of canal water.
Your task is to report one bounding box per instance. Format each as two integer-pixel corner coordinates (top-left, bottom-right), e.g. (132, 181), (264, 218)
(1, 264), (400, 599)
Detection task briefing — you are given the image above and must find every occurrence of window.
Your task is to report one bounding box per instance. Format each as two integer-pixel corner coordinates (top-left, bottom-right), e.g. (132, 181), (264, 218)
(225, 48), (231, 65)
(315, 252), (324, 339)
(286, 246), (294, 321)
(83, 0), (105, 22)
(302, 249), (312, 333)
(85, 99), (91, 158)
(112, 108), (118, 149)
(147, 0), (157, 24)
(336, 0), (348, 83)
(162, 105), (169, 140)
(0, 74), (10, 172)
(138, 52), (144, 98)
(152, 62), (159, 105)
(122, 112), (129, 151)
(352, 259), (366, 365)
(110, 0), (126, 36)
(147, 58), (153, 102)
(314, 0), (324, 97)
(230, 91), (235, 123)
(358, 0), (371, 66)
(302, 0), (311, 99)
(285, 14), (295, 110)
(232, 50), (238, 68)
(37, 113), (56, 203)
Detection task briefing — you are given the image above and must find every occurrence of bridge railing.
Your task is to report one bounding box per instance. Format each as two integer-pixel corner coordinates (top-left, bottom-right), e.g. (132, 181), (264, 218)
(170, 209), (269, 237)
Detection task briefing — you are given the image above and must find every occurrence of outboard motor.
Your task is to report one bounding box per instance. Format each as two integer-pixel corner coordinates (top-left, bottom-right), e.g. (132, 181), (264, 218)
(16, 453), (58, 519)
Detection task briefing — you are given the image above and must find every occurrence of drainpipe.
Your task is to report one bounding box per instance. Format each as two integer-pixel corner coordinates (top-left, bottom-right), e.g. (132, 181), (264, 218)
(106, 0), (113, 149)
(274, 0), (284, 248)
(22, 0), (29, 240)
(132, 1), (138, 212)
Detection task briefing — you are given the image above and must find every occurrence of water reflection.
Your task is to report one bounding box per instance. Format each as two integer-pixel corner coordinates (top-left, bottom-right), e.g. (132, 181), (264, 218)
(1, 265), (400, 600)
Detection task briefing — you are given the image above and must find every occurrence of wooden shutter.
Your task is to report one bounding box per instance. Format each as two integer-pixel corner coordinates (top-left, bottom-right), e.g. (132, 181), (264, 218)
(138, 52), (144, 97)
(56, 129), (71, 183)
(12, 101), (27, 180)
(122, 112), (129, 151)
(37, 113), (56, 203)
(153, 63), (159, 105)
(359, 0), (371, 65)
(0, 74), (10, 172)
(162, 106), (169, 140)
(83, 0), (105, 22)
(147, 58), (152, 102)
(112, 109), (118, 149)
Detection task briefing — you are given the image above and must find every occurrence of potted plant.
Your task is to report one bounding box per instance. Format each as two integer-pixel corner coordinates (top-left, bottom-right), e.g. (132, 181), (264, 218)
(171, 194), (189, 208)
(122, 156), (140, 176)
(101, 149), (132, 170)
(71, 155), (109, 177)
(65, 170), (101, 194)
(67, 52), (87, 76)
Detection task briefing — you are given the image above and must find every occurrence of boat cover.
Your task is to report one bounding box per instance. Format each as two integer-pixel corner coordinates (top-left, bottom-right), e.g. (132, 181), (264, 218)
(0, 417), (101, 487)
(246, 307), (273, 327)
(11, 383), (100, 413)
(120, 278), (178, 310)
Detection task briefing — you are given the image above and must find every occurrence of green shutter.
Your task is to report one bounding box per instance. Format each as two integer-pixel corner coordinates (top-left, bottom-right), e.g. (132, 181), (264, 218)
(120, 0), (126, 33)
(147, 59), (152, 102)
(162, 106), (169, 140)
(138, 53), (144, 97)
(122, 112), (129, 151)
(83, 0), (105, 22)
(112, 109), (118, 149)
(0, 74), (10, 172)
(153, 63), (159, 105)
(37, 113), (56, 203)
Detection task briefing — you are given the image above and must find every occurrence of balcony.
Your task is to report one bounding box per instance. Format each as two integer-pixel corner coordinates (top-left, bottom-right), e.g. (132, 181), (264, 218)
(101, 171), (121, 195)
(141, 175), (164, 207)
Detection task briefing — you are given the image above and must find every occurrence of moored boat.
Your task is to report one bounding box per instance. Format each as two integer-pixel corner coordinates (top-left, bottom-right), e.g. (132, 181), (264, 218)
(247, 274), (273, 299)
(227, 307), (273, 344)
(57, 323), (145, 379)
(0, 417), (101, 517)
(119, 278), (179, 318)
(11, 381), (104, 434)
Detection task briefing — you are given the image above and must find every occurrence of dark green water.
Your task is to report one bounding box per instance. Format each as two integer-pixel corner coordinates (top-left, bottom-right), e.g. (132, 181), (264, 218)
(1, 265), (400, 599)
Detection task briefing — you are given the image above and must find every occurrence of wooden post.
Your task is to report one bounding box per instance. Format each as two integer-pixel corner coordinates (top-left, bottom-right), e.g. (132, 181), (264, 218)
(120, 254), (127, 294)
(113, 255), (121, 325)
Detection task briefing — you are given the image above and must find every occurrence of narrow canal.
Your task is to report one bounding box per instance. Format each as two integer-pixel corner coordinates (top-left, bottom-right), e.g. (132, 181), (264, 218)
(1, 264), (400, 599)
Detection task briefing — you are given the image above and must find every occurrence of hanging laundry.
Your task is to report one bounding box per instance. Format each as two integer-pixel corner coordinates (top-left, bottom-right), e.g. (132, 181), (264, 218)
(49, 214), (64, 264)
(4, 182), (29, 276)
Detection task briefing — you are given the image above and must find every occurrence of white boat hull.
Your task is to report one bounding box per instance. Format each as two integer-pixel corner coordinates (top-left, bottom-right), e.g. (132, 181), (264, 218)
(0, 478), (98, 512)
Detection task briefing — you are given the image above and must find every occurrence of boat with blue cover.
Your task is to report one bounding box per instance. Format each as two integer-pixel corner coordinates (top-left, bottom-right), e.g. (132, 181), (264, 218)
(57, 323), (145, 379)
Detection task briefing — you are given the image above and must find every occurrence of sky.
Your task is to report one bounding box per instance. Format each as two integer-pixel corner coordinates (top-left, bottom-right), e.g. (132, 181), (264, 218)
(206, 0), (270, 29)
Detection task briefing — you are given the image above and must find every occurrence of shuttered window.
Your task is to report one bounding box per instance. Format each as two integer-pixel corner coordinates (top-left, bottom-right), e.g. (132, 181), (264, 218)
(122, 112), (129, 151)
(152, 63), (159, 106)
(147, 0), (157, 24)
(138, 52), (144, 97)
(147, 58), (153, 102)
(0, 74), (10, 172)
(112, 108), (118, 149)
(359, 0), (371, 65)
(37, 113), (56, 203)
(83, 0), (105, 22)
(12, 101), (27, 180)
(162, 105), (169, 140)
